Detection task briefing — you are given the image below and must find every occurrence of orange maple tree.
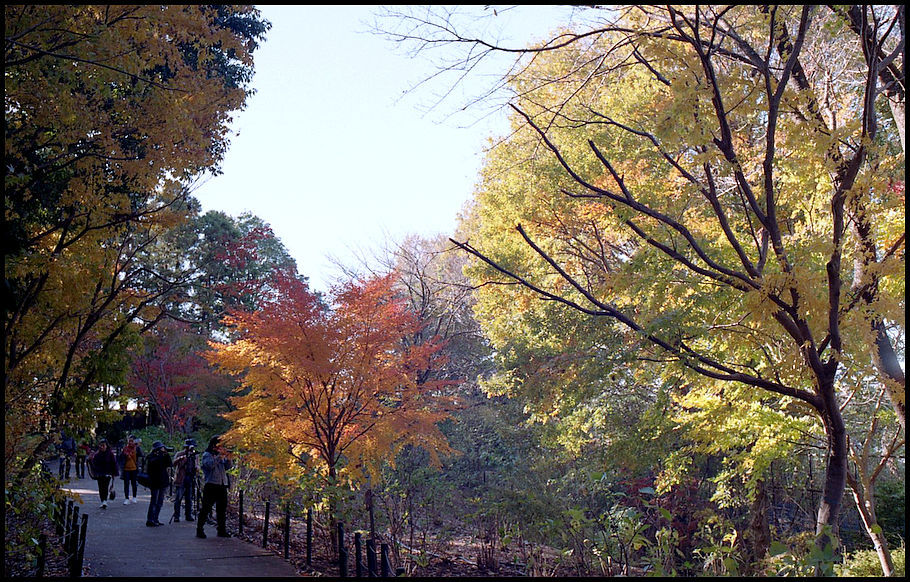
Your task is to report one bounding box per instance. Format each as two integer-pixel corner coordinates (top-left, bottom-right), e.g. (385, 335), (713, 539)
(207, 272), (454, 490)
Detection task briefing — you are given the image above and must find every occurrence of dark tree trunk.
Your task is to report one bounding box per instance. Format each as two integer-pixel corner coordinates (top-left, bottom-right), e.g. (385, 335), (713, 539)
(814, 373), (848, 555)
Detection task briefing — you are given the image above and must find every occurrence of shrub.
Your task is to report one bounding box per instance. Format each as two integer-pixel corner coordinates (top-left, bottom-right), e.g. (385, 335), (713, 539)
(4, 462), (67, 576)
(836, 545), (905, 578)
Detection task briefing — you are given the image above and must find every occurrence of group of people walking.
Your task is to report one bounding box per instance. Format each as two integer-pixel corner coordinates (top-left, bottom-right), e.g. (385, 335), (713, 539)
(82, 434), (232, 538)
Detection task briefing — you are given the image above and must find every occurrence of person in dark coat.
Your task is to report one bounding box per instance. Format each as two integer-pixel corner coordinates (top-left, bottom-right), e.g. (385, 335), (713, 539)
(145, 441), (173, 527)
(89, 439), (119, 509)
(58, 431), (76, 480)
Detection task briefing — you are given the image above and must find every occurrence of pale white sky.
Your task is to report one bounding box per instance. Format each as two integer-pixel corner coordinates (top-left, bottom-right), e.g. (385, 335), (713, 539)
(192, 5), (582, 292)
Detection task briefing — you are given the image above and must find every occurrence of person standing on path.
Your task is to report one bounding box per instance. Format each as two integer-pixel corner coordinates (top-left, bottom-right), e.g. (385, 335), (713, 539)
(89, 439), (119, 509)
(119, 435), (144, 505)
(58, 430), (76, 481)
(172, 438), (199, 522)
(197, 435), (232, 539)
(75, 436), (90, 479)
(145, 441), (173, 527)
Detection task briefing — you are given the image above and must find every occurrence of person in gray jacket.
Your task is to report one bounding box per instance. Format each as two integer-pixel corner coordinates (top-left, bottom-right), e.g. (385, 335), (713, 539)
(196, 435), (232, 539)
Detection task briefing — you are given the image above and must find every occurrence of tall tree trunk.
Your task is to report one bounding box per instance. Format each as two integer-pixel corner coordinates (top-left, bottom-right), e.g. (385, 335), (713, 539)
(327, 461), (339, 556)
(746, 479), (771, 562)
(815, 381), (848, 555)
(872, 320), (906, 431)
(846, 472), (894, 576)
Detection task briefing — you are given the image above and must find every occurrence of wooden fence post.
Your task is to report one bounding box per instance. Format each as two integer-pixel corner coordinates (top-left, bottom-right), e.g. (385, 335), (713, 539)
(381, 542), (392, 578)
(238, 489), (244, 536)
(262, 500), (270, 548)
(67, 506), (80, 576)
(366, 538), (377, 578)
(65, 504), (78, 560)
(36, 533), (47, 578)
(283, 503), (290, 560)
(54, 502), (63, 537)
(355, 532), (363, 577)
(76, 515), (88, 578)
(338, 522), (348, 577)
(62, 499), (73, 539)
(306, 509), (313, 567)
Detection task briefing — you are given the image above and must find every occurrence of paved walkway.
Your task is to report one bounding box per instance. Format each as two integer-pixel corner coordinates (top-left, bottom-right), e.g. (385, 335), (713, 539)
(63, 473), (301, 577)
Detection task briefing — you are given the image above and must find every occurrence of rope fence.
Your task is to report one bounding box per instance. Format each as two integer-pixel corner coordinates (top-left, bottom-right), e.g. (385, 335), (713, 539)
(231, 490), (406, 578)
(30, 498), (90, 577)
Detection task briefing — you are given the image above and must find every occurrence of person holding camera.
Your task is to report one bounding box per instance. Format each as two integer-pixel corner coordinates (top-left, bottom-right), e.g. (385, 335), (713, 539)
(196, 435), (232, 539)
(172, 438), (199, 523)
(145, 441), (173, 527)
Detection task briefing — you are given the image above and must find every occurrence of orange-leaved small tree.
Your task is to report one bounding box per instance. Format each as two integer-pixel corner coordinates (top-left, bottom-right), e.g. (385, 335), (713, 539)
(207, 271), (453, 502)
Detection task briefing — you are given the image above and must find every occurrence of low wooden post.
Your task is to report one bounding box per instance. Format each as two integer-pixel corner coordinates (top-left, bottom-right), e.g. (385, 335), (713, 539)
(65, 504), (78, 559)
(366, 538), (377, 578)
(54, 502), (63, 537)
(355, 532), (363, 577)
(76, 515), (88, 578)
(66, 506), (86, 578)
(238, 489), (244, 536)
(36, 534), (47, 577)
(306, 509), (313, 566)
(283, 503), (291, 560)
(338, 522), (348, 577)
(262, 500), (270, 548)
(380, 543), (392, 578)
(71, 505), (81, 553)
(62, 499), (73, 539)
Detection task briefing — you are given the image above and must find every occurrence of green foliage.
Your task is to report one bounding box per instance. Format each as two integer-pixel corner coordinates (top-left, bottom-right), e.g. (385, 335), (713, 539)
(837, 544), (905, 577)
(453, 6), (904, 566)
(691, 514), (745, 576)
(4, 462), (68, 576)
(769, 527), (840, 577)
(874, 478), (906, 546)
(129, 426), (179, 451)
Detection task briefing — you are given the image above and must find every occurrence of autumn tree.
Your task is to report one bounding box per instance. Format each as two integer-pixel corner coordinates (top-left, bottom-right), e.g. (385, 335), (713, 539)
(3, 5), (269, 481)
(339, 233), (493, 391)
(208, 272), (453, 511)
(164, 210), (300, 337)
(127, 319), (224, 436)
(382, 5), (904, 556)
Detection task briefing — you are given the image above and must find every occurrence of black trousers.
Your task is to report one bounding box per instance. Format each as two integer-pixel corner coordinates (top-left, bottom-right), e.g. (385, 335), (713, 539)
(198, 483), (228, 533)
(97, 475), (112, 502)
